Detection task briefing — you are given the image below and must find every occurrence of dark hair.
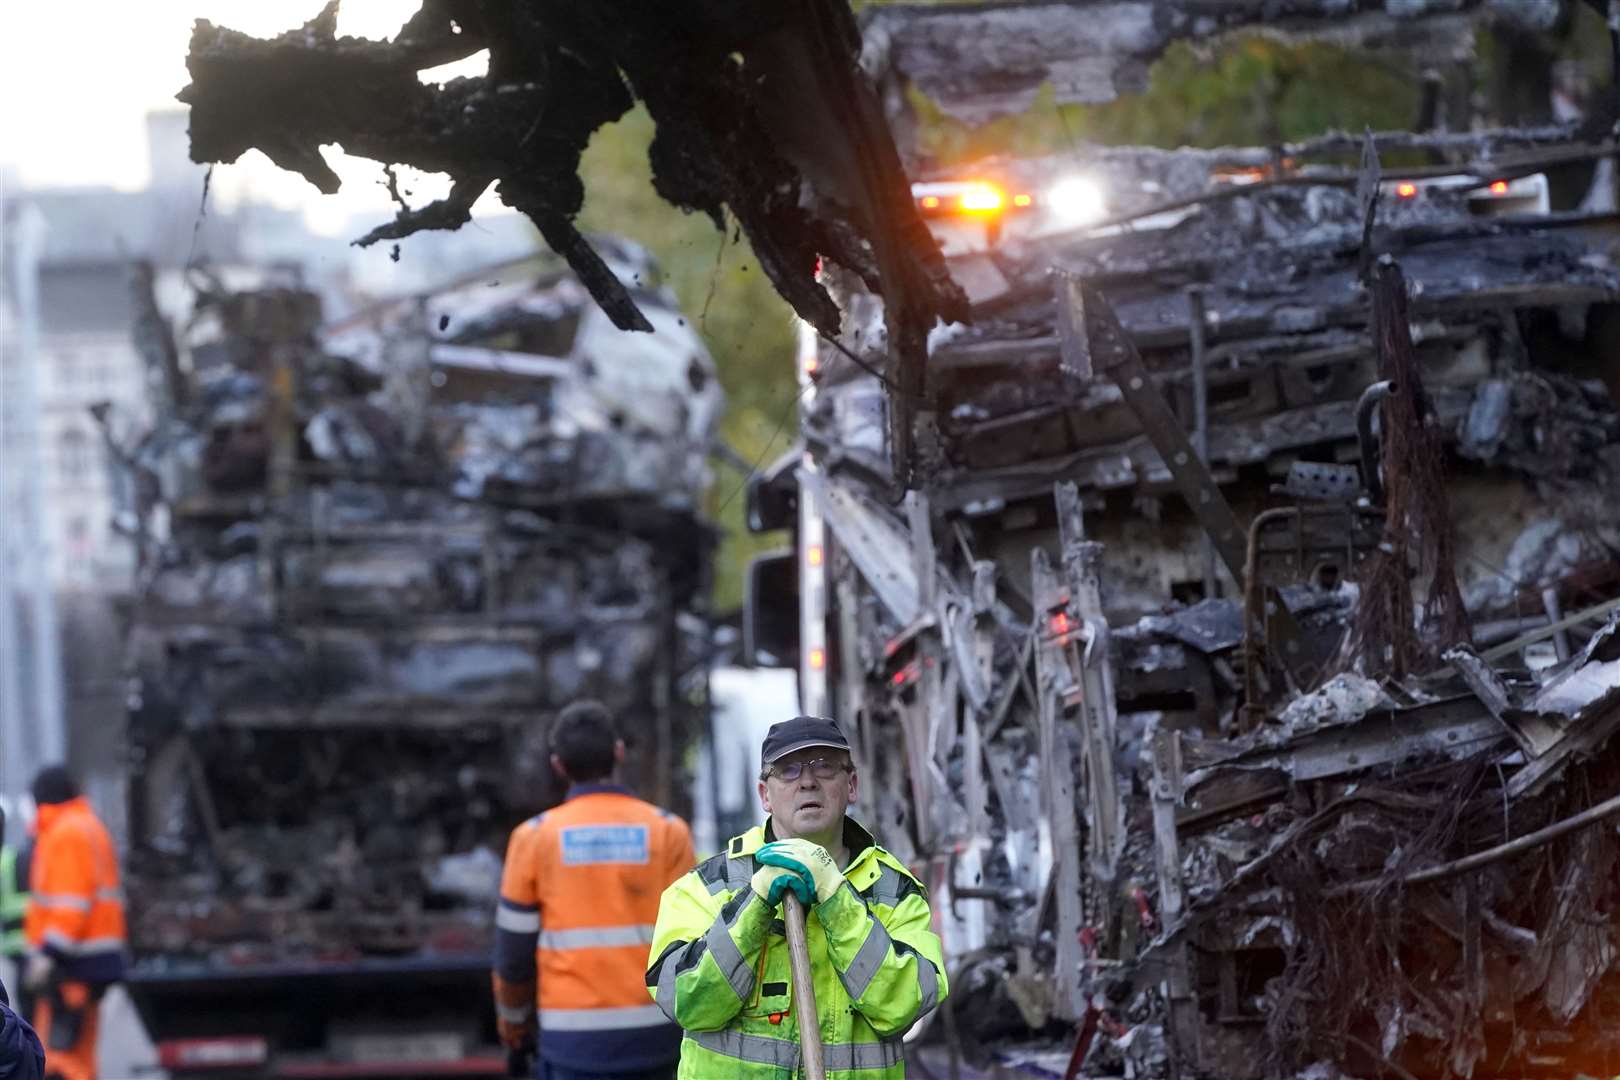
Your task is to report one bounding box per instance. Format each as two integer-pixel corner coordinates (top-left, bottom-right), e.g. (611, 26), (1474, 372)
(550, 700), (618, 782)
(32, 765), (80, 807)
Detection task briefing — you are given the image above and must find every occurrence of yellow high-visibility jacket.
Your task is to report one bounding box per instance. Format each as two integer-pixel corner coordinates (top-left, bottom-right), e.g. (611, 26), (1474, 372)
(647, 818), (946, 1078)
(0, 844), (28, 958)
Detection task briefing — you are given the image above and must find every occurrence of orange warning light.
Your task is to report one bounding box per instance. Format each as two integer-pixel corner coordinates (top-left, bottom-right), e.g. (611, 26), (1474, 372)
(958, 183), (1005, 212)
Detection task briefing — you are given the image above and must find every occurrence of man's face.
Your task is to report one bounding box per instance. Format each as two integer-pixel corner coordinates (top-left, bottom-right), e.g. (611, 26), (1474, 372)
(758, 748), (858, 840)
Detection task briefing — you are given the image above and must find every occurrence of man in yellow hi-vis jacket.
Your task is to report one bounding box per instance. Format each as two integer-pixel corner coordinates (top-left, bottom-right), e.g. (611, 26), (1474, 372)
(646, 716), (945, 1078)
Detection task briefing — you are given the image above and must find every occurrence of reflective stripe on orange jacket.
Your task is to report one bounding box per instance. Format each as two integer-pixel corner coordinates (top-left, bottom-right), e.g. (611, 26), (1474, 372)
(24, 797), (126, 986)
(493, 784), (693, 1073)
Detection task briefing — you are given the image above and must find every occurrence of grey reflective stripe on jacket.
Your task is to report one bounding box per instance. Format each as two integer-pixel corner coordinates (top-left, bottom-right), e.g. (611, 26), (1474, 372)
(690, 1028), (905, 1071)
(701, 855), (754, 895)
(540, 1003), (672, 1030)
(835, 906), (896, 1002)
(538, 924), (656, 949)
(864, 864), (914, 908)
(703, 892), (759, 1001)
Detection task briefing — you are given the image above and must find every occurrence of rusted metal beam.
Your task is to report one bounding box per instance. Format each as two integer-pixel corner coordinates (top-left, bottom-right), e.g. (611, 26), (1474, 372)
(1057, 276), (1249, 585)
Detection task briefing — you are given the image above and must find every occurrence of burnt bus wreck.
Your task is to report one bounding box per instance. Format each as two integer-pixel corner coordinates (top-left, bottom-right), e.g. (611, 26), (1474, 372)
(754, 133), (1620, 1077)
(113, 249), (719, 1064)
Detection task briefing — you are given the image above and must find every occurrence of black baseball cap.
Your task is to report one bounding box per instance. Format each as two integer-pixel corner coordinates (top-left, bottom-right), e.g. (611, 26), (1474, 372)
(761, 716), (851, 767)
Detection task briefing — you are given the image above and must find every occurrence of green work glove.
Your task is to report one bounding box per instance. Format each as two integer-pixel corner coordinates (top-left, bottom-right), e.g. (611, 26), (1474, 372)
(755, 839), (845, 905)
(751, 862), (813, 908)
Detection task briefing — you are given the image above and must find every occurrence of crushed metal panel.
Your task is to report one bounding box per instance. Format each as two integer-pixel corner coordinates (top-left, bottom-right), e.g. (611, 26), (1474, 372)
(1200, 696), (1507, 783)
(803, 468), (920, 624)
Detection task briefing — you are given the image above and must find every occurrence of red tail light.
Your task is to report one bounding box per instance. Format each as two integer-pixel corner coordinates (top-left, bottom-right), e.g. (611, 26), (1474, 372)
(891, 659), (921, 688)
(159, 1037), (269, 1071)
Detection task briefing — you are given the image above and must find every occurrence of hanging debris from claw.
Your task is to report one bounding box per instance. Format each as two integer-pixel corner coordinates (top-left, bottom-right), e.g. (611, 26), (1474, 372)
(178, 0), (970, 487)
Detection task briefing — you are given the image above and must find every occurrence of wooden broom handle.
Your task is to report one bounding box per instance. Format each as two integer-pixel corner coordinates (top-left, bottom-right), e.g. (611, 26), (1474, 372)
(782, 893), (827, 1080)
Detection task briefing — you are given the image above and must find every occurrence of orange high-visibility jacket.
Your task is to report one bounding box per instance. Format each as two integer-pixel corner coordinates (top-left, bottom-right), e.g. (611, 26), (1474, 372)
(493, 784), (693, 1072)
(24, 797), (126, 985)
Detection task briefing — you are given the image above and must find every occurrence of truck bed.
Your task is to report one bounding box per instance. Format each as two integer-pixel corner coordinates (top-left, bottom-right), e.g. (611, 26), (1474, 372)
(128, 953), (504, 1079)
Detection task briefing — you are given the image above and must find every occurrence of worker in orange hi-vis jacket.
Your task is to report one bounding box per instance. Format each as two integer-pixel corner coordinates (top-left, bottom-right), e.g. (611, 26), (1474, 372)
(22, 766), (126, 1080)
(493, 700), (695, 1080)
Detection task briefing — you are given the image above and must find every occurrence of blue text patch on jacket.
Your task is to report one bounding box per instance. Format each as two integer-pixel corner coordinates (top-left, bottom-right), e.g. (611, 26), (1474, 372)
(561, 824), (649, 865)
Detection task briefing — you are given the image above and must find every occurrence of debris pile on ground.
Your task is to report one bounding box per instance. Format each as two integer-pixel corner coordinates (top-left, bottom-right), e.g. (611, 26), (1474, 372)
(115, 248), (718, 965)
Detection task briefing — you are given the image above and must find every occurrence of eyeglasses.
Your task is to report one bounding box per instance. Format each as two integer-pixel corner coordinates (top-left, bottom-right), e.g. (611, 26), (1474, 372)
(768, 757), (853, 783)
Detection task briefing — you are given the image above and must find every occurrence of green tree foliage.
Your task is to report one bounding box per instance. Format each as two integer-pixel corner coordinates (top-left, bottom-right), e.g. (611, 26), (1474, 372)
(576, 107), (798, 612)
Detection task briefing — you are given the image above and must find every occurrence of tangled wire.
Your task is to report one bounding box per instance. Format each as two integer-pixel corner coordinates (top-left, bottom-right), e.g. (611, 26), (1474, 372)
(1247, 752), (1620, 1078)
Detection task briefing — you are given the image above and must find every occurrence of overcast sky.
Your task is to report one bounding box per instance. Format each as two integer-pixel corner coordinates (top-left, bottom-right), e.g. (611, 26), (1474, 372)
(1, 0), (494, 234)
